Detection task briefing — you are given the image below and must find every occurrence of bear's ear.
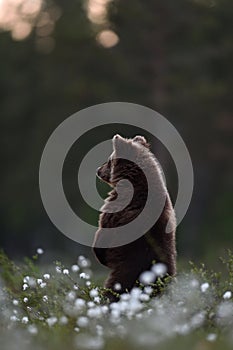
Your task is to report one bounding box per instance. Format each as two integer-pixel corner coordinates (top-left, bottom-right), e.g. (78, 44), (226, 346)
(133, 135), (150, 148)
(112, 134), (129, 156)
(113, 134), (125, 149)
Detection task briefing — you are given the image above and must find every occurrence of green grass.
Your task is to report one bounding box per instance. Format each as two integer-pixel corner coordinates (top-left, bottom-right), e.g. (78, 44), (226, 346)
(0, 249), (233, 350)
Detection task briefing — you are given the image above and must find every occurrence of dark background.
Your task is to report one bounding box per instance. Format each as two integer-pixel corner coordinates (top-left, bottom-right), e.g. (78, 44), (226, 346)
(0, 0), (232, 265)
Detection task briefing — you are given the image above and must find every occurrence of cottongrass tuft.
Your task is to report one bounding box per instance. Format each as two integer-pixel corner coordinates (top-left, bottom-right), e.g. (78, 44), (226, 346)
(151, 263), (167, 277)
(139, 271), (155, 285)
(22, 316), (29, 324)
(46, 316), (58, 327)
(77, 316), (89, 328)
(36, 248), (44, 255)
(223, 291), (232, 300)
(206, 333), (217, 342)
(200, 282), (209, 293)
(43, 274), (50, 280)
(27, 324), (38, 335)
(71, 264), (80, 272)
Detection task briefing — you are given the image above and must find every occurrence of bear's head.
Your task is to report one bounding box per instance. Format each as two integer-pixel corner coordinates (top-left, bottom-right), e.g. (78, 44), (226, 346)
(96, 134), (151, 187)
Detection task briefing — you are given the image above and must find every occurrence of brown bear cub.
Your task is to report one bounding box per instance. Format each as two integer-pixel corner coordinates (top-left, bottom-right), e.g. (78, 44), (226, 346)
(93, 134), (176, 301)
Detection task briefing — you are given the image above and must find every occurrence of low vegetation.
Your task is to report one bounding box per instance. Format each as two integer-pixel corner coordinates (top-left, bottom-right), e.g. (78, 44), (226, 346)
(0, 249), (233, 350)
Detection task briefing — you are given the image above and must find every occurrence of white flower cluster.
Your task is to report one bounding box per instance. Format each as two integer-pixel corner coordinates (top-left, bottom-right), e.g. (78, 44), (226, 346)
(139, 263), (167, 285)
(5, 253), (233, 350)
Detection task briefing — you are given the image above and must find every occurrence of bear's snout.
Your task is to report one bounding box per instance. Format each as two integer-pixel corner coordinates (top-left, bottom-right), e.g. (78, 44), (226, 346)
(96, 163), (111, 183)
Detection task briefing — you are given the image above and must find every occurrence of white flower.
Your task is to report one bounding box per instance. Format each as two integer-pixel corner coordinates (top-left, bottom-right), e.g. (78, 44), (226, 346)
(87, 307), (102, 319)
(23, 283), (29, 291)
(77, 316), (89, 327)
(80, 272), (88, 279)
(223, 291), (232, 300)
(94, 296), (101, 304)
(147, 308), (153, 315)
(28, 277), (36, 288)
(139, 271), (155, 285)
(110, 302), (120, 310)
(200, 282), (209, 293)
(22, 316), (29, 324)
(151, 263), (167, 276)
(87, 301), (95, 308)
(144, 286), (153, 295)
(110, 309), (120, 320)
(78, 256), (91, 268)
(86, 281), (91, 286)
(66, 291), (76, 301)
(43, 295), (48, 302)
(190, 279), (199, 288)
(190, 311), (206, 328)
(12, 299), (19, 306)
(71, 264), (79, 272)
(63, 269), (69, 275)
(10, 315), (18, 322)
(40, 282), (47, 289)
(101, 305), (109, 314)
(74, 298), (86, 310)
(114, 283), (122, 291)
(78, 255), (85, 262)
(206, 333), (217, 342)
(43, 274), (50, 280)
(90, 288), (99, 298)
(59, 316), (68, 325)
(139, 293), (150, 302)
(217, 301), (233, 319)
(28, 325), (38, 335)
(37, 279), (43, 285)
(73, 284), (79, 290)
(46, 316), (58, 327)
(23, 276), (30, 283)
(37, 248), (44, 255)
(23, 297), (28, 303)
(120, 293), (130, 301)
(55, 266), (62, 273)
(175, 324), (190, 335)
(131, 287), (142, 299)
(96, 324), (103, 336)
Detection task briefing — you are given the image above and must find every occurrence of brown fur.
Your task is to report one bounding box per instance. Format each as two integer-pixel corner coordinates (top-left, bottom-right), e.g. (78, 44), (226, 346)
(93, 135), (176, 301)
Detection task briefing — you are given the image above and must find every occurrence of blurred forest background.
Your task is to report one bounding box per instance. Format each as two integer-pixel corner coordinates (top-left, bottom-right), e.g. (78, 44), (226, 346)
(0, 0), (232, 266)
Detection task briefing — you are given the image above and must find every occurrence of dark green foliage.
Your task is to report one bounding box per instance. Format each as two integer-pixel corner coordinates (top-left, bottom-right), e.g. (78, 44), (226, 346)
(0, 0), (232, 262)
